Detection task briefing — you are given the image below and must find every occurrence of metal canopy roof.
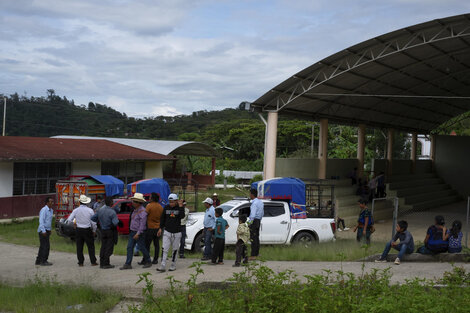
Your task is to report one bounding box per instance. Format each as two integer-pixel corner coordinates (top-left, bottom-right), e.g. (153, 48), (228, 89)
(53, 136), (218, 157)
(251, 14), (470, 133)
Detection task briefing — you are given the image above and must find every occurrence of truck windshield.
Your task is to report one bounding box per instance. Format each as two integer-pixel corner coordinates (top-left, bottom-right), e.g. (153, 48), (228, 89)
(217, 203), (235, 213)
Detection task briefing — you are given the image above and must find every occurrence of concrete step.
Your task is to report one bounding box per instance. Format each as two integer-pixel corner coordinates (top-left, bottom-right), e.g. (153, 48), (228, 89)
(400, 195), (461, 212)
(332, 179), (353, 187)
(386, 173), (436, 183)
(342, 208), (394, 227)
(335, 186), (357, 197)
(388, 178), (443, 190)
(404, 189), (458, 205)
(336, 195), (362, 207)
(388, 183), (451, 198)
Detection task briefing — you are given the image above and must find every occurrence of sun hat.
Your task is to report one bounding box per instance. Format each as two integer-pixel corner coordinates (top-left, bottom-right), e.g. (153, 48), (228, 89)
(202, 197), (213, 205)
(168, 193), (179, 201)
(212, 193), (218, 197)
(131, 193), (146, 203)
(79, 195), (91, 204)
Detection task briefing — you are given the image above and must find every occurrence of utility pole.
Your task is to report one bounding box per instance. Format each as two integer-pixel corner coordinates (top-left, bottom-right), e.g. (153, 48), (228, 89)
(2, 97), (6, 136)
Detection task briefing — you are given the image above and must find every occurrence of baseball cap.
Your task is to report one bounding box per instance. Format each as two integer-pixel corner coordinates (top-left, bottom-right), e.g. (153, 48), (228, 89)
(202, 197), (213, 205)
(168, 193), (179, 200)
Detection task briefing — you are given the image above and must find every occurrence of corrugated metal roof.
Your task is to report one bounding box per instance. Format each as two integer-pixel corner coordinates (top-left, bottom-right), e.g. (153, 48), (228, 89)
(53, 136), (218, 157)
(251, 14), (470, 133)
(0, 137), (175, 161)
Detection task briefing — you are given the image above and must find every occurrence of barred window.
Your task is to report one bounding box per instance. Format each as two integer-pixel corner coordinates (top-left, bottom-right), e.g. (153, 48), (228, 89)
(13, 162), (71, 195)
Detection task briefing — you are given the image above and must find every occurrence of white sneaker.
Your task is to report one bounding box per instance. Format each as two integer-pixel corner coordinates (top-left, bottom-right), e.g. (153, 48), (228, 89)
(156, 265), (166, 272)
(394, 258), (400, 265)
(169, 263), (176, 271)
(337, 228), (342, 232)
(343, 227), (350, 231)
(375, 259), (387, 263)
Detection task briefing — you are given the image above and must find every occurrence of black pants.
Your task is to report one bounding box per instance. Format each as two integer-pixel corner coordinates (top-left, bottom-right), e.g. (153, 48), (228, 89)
(100, 229), (114, 266)
(144, 228), (160, 261)
(377, 186), (386, 198)
(250, 219), (261, 257)
(211, 237), (225, 263)
(36, 231), (51, 264)
(337, 218), (346, 229)
(75, 227), (97, 265)
(179, 225), (186, 256)
(235, 239), (247, 265)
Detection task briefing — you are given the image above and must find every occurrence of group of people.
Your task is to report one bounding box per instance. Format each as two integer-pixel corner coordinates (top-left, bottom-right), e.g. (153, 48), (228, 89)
(201, 189), (264, 267)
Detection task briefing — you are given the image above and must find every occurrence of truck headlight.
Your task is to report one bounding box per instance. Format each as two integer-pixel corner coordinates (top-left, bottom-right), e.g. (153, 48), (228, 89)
(186, 218), (198, 227)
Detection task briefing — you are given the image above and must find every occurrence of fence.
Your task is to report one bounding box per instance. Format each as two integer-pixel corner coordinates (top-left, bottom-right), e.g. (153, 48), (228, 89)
(371, 197), (399, 239)
(304, 182), (335, 218)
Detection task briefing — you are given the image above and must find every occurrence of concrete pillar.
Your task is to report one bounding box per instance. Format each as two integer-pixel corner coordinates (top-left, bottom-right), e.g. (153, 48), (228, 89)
(211, 157), (216, 186)
(411, 133), (417, 174)
(357, 124), (366, 178)
(430, 134), (436, 172)
(386, 129), (394, 176)
(264, 112), (278, 180)
(318, 118), (328, 179)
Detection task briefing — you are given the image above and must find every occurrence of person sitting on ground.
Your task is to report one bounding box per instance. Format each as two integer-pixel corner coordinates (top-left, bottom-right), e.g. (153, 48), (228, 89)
(444, 220), (463, 253)
(233, 214), (250, 267)
(375, 220), (414, 265)
(353, 199), (373, 245)
(210, 207), (229, 265)
(417, 215), (448, 254)
(336, 216), (349, 231)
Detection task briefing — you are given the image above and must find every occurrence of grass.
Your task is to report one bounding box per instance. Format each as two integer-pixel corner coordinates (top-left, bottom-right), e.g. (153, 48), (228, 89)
(0, 278), (121, 313)
(0, 218), (386, 261)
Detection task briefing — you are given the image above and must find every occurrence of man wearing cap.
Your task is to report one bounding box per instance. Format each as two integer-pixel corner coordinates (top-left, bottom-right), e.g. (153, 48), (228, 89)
(248, 189), (264, 260)
(201, 197), (216, 261)
(66, 195), (98, 267)
(120, 193), (152, 270)
(212, 193), (221, 207)
(91, 197), (119, 269)
(157, 193), (185, 272)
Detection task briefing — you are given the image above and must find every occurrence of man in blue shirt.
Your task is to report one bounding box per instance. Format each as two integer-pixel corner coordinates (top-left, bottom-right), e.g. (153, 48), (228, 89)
(201, 197), (216, 261)
(35, 197), (54, 266)
(91, 197), (119, 269)
(249, 189), (264, 260)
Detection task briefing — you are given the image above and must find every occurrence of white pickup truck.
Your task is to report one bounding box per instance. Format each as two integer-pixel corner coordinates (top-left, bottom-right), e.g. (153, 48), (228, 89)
(184, 198), (336, 252)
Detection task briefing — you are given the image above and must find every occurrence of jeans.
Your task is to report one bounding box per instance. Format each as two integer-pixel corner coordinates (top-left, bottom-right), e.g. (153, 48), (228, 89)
(250, 219), (261, 257)
(380, 241), (413, 260)
(75, 227), (97, 265)
(179, 225), (186, 256)
(356, 227), (371, 245)
(36, 231), (51, 264)
(126, 231), (150, 265)
(203, 228), (213, 258)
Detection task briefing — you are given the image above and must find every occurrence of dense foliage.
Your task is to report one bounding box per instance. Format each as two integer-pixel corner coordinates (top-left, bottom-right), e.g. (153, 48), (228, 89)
(2, 90), (463, 172)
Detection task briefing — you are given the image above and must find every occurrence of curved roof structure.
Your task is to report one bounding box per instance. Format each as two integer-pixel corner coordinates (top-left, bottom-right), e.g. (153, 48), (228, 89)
(251, 14), (470, 133)
(53, 136), (218, 157)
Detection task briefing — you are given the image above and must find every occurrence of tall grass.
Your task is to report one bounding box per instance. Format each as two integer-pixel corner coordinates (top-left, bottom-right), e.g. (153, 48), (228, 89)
(0, 278), (121, 313)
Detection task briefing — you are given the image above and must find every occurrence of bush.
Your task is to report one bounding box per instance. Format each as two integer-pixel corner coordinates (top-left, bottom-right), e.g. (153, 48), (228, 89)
(249, 174), (263, 185)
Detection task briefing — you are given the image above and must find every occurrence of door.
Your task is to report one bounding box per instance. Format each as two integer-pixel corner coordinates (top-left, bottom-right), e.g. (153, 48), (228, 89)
(224, 204), (251, 245)
(260, 204), (290, 243)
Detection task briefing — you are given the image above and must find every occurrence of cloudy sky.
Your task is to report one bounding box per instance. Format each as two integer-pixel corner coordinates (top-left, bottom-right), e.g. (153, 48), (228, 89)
(1, 1), (469, 117)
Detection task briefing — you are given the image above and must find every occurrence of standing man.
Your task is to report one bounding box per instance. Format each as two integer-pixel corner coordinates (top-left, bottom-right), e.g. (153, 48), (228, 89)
(212, 193), (221, 207)
(91, 197), (119, 269)
(248, 189), (264, 261)
(157, 194), (185, 272)
(141, 192), (163, 265)
(179, 200), (190, 259)
(67, 195), (98, 267)
(201, 197), (216, 261)
(92, 196), (104, 212)
(35, 197), (54, 266)
(120, 193), (152, 269)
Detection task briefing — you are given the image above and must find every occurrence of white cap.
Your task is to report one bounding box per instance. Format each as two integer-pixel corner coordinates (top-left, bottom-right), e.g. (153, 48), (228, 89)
(202, 197), (213, 205)
(168, 193), (179, 200)
(79, 195), (91, 204)
(212, 193), (218, 197)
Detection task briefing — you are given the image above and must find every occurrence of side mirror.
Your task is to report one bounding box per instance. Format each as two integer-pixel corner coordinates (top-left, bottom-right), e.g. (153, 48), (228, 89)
(230, 209), (239, 218)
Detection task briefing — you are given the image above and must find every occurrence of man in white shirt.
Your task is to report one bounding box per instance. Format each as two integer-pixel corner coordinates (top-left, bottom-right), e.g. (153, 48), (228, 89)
(67, 195), (98, 266)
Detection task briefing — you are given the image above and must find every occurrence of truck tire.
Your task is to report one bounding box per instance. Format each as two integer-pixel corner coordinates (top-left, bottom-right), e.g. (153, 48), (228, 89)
(293, 232), (316, 246)
(193, 232), (205, 253)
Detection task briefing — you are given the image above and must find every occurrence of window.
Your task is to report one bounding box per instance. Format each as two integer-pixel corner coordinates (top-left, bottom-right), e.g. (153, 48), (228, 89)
(263, 205), (286, 217)
(13, 162), (71, 195)
(101, 161), (144, 185)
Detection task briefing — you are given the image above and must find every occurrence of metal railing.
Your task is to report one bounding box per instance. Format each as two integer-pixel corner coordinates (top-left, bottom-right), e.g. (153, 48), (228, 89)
(304, 183), (335, 218)
(371, 196), (399, 238)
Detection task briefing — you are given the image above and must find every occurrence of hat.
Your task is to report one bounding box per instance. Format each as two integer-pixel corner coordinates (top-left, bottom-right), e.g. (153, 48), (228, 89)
(212, 193), (218, 197)
(131, 193), (146, 203)
(79, 195), (91, 204)
(203, 197), (213, 205)
(168, 193), (179, 201)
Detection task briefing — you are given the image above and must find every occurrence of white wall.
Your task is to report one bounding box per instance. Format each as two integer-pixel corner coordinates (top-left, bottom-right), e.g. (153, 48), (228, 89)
(0, 162), (13, 197)
(71, 161), (101, 176)
(144, 161), (163, 178)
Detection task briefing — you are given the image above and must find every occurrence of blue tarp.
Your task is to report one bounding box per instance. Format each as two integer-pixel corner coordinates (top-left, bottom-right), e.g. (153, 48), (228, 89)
(251, 177), (307, 218)
(90, 175), (124, 197)
(127, 178), (171, 206)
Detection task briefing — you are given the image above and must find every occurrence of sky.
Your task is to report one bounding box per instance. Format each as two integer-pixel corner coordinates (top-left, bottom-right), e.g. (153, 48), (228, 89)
(1, 0), (470, 118)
